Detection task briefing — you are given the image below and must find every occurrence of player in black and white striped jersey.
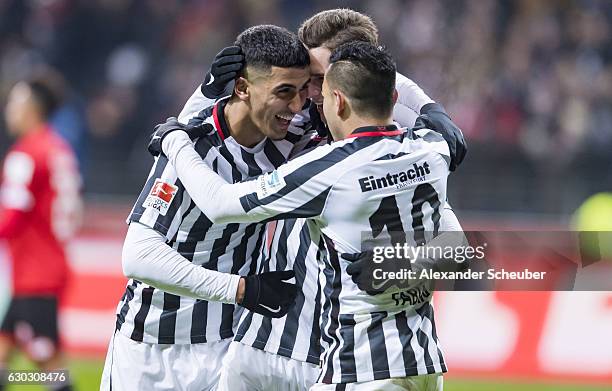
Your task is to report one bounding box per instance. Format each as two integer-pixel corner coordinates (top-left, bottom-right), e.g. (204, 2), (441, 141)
(100, 25), (311, 391)
(159, 41), (452, 390)
(174, 10), (465, 391)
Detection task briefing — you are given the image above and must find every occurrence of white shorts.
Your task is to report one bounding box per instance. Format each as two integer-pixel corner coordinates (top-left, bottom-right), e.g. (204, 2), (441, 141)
(217, 341), (319, 391)
(100, 330), (230, 391)
(309, 373), (443, 391)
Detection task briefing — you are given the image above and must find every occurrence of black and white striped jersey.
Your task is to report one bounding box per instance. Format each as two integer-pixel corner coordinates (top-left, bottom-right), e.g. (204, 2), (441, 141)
(190, 125), (451, 383)
(114, 97), (310, 345)
(233, 218), (323, 364)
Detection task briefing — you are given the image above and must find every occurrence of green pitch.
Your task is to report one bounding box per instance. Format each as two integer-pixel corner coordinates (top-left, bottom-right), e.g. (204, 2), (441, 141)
(4, 356), (610, 390)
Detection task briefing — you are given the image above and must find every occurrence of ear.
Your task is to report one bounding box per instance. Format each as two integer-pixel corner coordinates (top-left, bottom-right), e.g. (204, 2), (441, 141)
(333, 89), (345, 117)
(234, 77), (249, 101)
(392, 88), (398, 105)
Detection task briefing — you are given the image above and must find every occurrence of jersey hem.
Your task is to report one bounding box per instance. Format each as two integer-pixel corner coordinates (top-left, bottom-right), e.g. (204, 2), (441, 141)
(234, 336), (320, 365)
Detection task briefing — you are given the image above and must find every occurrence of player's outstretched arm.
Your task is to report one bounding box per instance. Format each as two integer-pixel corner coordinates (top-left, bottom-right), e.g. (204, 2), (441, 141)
(123, 222), (242, 303)
(395, 72), (467, 171)
(123, 222), (297, 317)
(152, 118), (338, 225)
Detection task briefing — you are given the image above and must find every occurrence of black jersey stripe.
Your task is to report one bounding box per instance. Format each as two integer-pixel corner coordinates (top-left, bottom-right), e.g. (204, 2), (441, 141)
(395, 311), (418, 374)
(130, 287), (154, 342)
(239, 137), (382, 212)
(128, 157), (169, 221)
(115, 280), (139, 331)
(367, 311), (391, 380)
(337, 313), (357, 383)
(190, 299), (208, 344)
(321, 235), (343, 384)
(158, 292), (181, 344)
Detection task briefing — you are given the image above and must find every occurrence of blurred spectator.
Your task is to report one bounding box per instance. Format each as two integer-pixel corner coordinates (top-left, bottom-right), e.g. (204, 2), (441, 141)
(0, 71), (82, 391)
(0, 0), (610, 214)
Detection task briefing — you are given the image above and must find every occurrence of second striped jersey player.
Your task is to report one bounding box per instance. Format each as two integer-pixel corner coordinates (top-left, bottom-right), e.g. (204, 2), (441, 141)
(101, 25), (312, 391)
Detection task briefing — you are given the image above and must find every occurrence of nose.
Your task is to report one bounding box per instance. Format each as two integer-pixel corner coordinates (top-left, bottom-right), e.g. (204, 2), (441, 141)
(289, 91), (306, 114)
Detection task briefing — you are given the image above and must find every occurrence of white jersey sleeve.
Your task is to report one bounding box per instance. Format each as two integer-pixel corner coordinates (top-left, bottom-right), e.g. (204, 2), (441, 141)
(122, 222), (241, 303)
(161, 130), (343, 224)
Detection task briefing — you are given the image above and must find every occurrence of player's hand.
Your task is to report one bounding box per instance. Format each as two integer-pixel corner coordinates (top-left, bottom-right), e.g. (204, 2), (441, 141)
(343, 251), (412, 295)
(416, 103), (467, 171)
(201, 45), (244, 99)
(148, 117), (212, 157)
(240, 270), (298, 318)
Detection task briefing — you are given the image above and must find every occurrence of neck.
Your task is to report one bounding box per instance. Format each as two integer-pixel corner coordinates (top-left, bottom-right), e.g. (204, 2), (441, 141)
(335, 115), (394, 140)
(224, 98), (265, 148)
(19, 118), (46, 137)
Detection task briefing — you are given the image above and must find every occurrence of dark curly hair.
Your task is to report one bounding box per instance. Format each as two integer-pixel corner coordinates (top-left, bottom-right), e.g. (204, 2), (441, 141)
(235, 25), (310, 74)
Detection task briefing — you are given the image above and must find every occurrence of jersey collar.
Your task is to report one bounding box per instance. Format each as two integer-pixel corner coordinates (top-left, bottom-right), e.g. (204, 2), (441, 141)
(212, 98), (231, 141)
(346, 124), (402, 139)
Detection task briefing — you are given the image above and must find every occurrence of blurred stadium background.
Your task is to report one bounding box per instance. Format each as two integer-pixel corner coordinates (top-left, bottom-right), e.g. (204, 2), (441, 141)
(0, 0), (611, 389)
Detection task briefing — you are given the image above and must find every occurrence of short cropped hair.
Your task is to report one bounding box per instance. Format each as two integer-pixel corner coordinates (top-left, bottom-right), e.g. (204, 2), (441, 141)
(298, 9), (378, 50)
(327, 41), (396, 118)
(235, 25), (310, 74)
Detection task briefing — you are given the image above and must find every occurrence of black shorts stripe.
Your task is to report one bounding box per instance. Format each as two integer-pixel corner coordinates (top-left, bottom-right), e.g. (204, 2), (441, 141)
(130, 287), (154, 342)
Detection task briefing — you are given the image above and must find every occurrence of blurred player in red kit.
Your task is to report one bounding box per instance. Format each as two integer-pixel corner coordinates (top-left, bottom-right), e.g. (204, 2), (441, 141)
(0, 72), (82, 391)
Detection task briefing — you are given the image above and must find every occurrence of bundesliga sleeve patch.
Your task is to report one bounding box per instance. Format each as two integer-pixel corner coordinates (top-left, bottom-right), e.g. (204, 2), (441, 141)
(256, 170), (286, 199)
(143, 179), (178, 215)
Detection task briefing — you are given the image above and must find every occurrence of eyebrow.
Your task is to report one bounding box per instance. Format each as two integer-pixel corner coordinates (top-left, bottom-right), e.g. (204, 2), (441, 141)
(273, 84), (298, 90)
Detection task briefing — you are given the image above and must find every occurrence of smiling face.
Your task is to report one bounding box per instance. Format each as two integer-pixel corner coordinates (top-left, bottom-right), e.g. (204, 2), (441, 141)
(243, 65), (311, 140)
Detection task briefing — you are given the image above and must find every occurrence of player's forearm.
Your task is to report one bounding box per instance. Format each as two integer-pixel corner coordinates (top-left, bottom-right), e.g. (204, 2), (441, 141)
(177, 86), (215, 124)
(412, 205), (468, 273)
(122, 222), (241, 303)
(395, 72), (435, 114)
(162, 131), (262, 224)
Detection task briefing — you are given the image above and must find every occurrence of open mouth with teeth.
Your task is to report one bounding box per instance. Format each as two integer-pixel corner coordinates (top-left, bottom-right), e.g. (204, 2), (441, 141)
(275, 113), (294, 129)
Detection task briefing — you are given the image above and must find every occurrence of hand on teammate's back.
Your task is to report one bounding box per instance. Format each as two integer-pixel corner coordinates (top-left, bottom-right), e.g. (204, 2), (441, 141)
(416, 103), (467, 171)
(147, 117), (212, 157)
(343, 251), (413, 295)
(240, 271), (298, 318)
(201, 45), (244, 99)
